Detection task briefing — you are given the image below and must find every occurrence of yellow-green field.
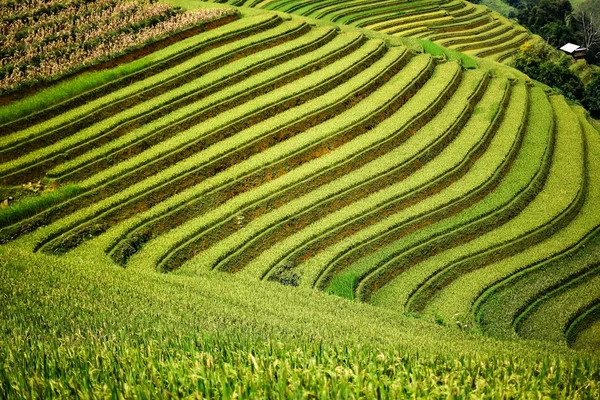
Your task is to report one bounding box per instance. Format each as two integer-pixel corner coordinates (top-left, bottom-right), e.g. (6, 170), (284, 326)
(1, 0), (599, 397)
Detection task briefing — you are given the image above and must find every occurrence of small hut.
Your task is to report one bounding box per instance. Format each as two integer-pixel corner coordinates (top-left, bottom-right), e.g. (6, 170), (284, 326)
(559, 43), (587, 59)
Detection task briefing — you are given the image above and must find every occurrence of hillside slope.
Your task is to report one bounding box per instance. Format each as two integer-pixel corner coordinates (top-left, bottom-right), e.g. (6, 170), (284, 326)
(1, 2), (600, 397)
(210, 0), (529, 62)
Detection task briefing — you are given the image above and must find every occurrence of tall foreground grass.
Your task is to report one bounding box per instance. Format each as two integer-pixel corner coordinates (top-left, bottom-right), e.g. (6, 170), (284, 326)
(0, 241), (598, 398)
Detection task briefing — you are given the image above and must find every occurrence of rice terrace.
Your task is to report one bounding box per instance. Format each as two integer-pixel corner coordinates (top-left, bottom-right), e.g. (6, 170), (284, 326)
(1, 0), (600, 397)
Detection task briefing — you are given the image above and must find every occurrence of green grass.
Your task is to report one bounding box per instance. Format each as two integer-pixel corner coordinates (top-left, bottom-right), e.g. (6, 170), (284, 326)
(1, 241), (599, 398)
(417, 40), (479, 68)
(0, 185), (82, 228)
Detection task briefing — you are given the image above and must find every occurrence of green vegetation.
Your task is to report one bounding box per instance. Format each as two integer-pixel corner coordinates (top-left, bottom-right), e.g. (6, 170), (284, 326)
(217, 0), (529, 64)
(0, 185), (82, 228)
(2, 243), (599, 398)
(2, 0), (600, 396)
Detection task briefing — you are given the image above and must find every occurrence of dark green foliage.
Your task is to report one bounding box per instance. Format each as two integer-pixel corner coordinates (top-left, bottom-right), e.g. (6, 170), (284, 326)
(583, 72), (600, 118)
(517, 0), (575, 46)
(514, 41), (584, 100)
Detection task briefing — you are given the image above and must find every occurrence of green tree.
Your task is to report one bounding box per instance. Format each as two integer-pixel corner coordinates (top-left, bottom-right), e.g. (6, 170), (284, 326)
(583, 72), (600, 118)
(518, 0), (576, 45)
(514, 41), (585, 101)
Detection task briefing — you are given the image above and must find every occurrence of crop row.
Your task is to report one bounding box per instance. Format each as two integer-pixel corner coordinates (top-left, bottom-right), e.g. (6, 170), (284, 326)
(322, 0), (456, 24)
(287, 75), (508, 291)
(425, 20), (502, 42)
(0, 20), (330, 164)
(341, 79), (523, 301)
(567, 301), (600, 349)
(0, 27), (376, 241)
(332, 1), (463, 26)
(467, 32), (529, 59)
(0, 12), (278, 134)
(207, 0), (529, 63)
(105, 52), (438, 267)
(0, 0), (233, 93)
(84, 51), (431, 270)
(473, 109), (600, 345)
(369, 86), (552, 312)
(14, 38), (389, 252)
(36, 39), (395, 254)
(143, 53), (436, 272)
(404, 95), (586, 325)
(181, 61), (462, 279)
(517, 268), (600, 345)
(0, 19), (312, 184)
(49, 28), (360, 183)
(9, 42), (415, 252)
(440, 24), (512, 48)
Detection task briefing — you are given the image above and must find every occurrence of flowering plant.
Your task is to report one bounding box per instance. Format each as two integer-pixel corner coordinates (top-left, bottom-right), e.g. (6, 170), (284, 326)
(0, 0), (232, 93)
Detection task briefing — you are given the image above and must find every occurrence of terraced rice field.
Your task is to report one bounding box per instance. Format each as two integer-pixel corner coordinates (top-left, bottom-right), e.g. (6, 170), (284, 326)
(210, 0), (529, 62)
(1, 1), (599, 361)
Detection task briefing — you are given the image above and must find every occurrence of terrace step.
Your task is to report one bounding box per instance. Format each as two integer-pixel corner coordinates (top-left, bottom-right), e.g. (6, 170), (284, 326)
(473, 109), (600, 340)
(517, 267), (600, 346)
(305, 78), (520, 296)
(205, 0), (528, 63)
(0, 37), (392, 242)
(466, 32), (529, 59)
(114, 53), (434, 272)
(424, 20), (503, 42)
(0, 24), (335, 164)
(0, 13), (281, 135)
(186, 61), (462, 278)
(357, 2), (466, 31)
(405, 95), (586, 321)
(370, 85), (552, 310)
(49, 28), (357, 183)
(316, 0), (450, 22)
(108, 50), (436, 267)
(568, 302), (600, 349)
(28, 43), (413, 254)
(0, 19), (312, 184)
(441, 24), (512, 48)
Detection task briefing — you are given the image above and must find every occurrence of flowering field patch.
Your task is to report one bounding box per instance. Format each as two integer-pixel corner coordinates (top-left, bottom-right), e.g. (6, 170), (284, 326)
(0, 0), (234, 93)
